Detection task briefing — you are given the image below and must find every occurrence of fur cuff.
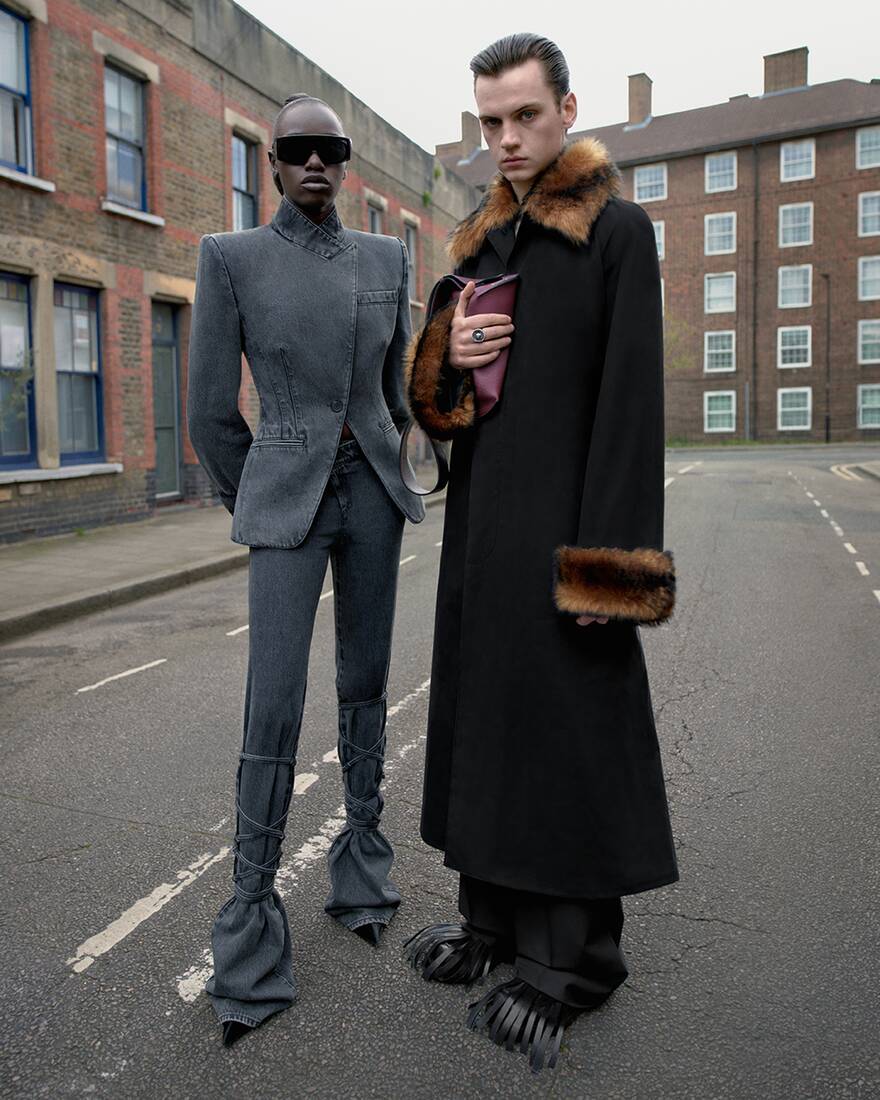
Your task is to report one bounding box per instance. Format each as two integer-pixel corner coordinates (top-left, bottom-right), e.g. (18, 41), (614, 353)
(553, 546), (675, 624)
(403, 302), (475, 440)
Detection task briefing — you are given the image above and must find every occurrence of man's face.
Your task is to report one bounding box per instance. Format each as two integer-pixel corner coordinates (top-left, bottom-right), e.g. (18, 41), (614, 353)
(475, 58), (577, 198)
(268, 102), (348, 216)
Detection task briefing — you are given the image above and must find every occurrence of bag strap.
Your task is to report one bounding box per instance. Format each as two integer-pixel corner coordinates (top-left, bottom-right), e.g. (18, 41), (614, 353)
(398, 419), (450, 496)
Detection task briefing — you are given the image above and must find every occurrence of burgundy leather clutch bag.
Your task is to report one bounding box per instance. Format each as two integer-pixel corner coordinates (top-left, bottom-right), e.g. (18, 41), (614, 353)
(426, 272), (520, 418)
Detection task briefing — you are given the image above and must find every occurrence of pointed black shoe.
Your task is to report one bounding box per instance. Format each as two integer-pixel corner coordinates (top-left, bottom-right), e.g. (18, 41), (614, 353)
(221, 1020), (253, 1047)
(353, 921), (383, 947)
(466, 978), (580, 1074)
(403, 921), (504, 985)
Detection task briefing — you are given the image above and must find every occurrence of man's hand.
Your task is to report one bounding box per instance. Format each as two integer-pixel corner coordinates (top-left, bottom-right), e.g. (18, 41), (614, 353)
(576, 615), (610, 627)
(448, 281), (515, 370)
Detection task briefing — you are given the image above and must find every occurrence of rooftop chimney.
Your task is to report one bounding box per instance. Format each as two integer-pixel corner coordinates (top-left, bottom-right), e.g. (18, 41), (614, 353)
(763, 47), (809, 94)
(628, 73), (652, 126)
(435, 111), (482, 160)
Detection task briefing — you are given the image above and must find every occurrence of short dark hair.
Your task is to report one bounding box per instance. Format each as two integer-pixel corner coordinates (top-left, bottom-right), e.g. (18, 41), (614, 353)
(470, 33), (570, 104)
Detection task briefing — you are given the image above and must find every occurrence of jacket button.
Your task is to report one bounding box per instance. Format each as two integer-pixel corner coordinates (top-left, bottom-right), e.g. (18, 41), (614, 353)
(331, 399), (344, 413)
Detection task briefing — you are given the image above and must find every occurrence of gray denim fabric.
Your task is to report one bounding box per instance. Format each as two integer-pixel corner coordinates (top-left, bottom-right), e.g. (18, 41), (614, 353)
(206, 439), (405, 1027)
(186, 198), (425, 546)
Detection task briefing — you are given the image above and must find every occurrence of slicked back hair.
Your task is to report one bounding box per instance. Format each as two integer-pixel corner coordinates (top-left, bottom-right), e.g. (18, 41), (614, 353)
(274, 93), (342, 133)
(470, 33), (570, 105)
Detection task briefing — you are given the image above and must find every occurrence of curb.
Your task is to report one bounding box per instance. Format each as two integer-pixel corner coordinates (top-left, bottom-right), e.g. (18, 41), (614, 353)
(0, 492), (446, 645)
(854, 464), (880, 483)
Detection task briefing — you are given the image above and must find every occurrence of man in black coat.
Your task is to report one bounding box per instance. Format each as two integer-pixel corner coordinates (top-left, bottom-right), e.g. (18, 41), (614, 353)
(403, 34), (678, 1072)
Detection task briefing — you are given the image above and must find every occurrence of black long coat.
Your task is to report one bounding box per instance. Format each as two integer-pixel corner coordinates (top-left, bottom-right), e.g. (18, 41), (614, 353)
(405, 139), (678, 898)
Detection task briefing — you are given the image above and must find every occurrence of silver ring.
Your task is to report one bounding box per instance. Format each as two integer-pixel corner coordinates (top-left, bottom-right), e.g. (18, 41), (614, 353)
(471, 328), (486, 344)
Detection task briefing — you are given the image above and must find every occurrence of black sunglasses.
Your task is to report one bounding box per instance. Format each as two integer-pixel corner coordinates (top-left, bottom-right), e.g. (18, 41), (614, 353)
(273, 134), (352, 166)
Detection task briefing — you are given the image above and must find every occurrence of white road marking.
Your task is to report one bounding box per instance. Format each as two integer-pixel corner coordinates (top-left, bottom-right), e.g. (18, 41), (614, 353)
(874, 591), (880, 606)
(66, 847), (230, 974)
(322, 748), (339, 763)
(806, 491), (814, 499)
(174, 677), (433, 1003)
(293, 772), (319, 795)
(845, 543), (857, 555)
(820, 509), (829, 518)
(813, 500), (821, 507)
(319, 588), (333, 601)
(832, 525), (844, 537)
(664, 477), (675, 488)
(226, 624), (249, 636)
(399, 555), (417, 566)
(856, 562), (870, 576)
(678, 464), (695, 474)
(208, 817), (228, 832)
(435, 541), (443, 547)
(76, 659), (167, 695)
(831, 464), (863, 481)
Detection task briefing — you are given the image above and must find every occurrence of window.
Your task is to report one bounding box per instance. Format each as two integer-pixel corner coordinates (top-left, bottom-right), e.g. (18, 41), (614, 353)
(660, 277), (664, 315)
(859, 256), (880, 301)
(859, 319), (880, 364)
(0, 5), (32, 174)
(777, 386), (811, 430)
(54, 284), (103, 461)
(705, 152), (736, 193)
(857, 126), (880, 170)
(367, 204), (383, 234)
(780, 139), (814, 182)
(104, 65), (145, 209)
(859, 193), (880, 237)
(705, 212), (736, 255)
(704, 272), (736, 313)
(858, 384), (880, 428)
(0, 273), (35, 465)
(704, 331), (735, 373)
(634, 163), (667, 202)
(232, 134), (257, 231)
(704, 390), (735, 432)
(778, 265), (812, 308)
(777, 326), (811, 368)
(404, 222), (418, 300)
(653, 220), (665, 260)
(779, 203), (813, 247)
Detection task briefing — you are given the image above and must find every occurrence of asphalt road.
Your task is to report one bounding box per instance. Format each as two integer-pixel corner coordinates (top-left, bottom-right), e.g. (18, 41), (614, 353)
(1, 444), (879, 1099)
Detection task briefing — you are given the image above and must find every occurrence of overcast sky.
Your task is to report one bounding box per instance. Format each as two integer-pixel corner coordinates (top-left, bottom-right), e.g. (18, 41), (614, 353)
(235, 1), (878, 153)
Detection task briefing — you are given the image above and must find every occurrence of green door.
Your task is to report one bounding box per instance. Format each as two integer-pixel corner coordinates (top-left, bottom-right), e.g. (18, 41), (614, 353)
(151, 302), (181, 497)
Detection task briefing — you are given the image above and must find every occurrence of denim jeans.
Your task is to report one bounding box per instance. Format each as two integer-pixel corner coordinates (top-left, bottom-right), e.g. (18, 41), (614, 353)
(205, 438), (405, 1028)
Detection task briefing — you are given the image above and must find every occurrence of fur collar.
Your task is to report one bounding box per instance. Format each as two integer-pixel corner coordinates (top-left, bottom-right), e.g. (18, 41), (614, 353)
(448, 137), (621, 266)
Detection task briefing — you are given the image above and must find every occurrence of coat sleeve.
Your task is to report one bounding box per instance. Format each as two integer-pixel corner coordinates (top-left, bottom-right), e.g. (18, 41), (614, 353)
(402, 268), (475, 440)
(186, 235), (253, 515)
(552, 202), (675, 625)
(381, 238), (416, 429)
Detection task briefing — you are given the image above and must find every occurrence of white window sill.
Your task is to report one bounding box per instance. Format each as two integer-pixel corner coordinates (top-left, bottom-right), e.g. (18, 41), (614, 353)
(0, 462), (123, 485)
(101, 200), (165, 228)
(0, 164), (56, 192)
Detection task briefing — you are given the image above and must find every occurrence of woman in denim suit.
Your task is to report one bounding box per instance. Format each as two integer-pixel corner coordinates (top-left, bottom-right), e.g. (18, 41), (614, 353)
(187, 94), (424, 1045)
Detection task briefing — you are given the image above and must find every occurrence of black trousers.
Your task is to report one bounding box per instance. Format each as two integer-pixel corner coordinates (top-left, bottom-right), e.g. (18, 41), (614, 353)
(458, 874), (629, 1009)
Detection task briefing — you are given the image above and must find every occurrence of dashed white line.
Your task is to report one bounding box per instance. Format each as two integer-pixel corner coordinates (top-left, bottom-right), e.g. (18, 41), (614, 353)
(874, 591), (880, 607)
(76, 659), (167, 695)
(678, 464), (695, 474)
(434, 541), (443, 547)
(845, 543), (857, 555)
(820, 509), (829, 518)
(813, 500), (822, 507)
(208, 817), (228, 832)
(226, 624), (249, 636)
(322, 748), (339, 763)
(293, 772), (319, 795)
(319, 588), (334, 601)
(664, 477), (675, 488)
(399, 555), (417, 566)
(806, 491), (814, 499)
(856, 562), (870, 577)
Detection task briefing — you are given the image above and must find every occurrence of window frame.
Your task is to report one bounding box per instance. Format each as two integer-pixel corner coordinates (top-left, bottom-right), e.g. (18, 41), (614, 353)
(704, 271), (736, 314)
(652, 219), (665, 260)
(367, 203), (383, 234)
(231, 132), (258, 232)
(858, 191), (880, 238)
(103, 62), (147, 212)
(703, 389), (736, 433)
(705, 151), (737, 193)
(858, 319), (880, 365)
(54, 281), (105, 465)
(777, 325), (812, 369)
(634, 162), (667, 203)
(0, 3), (33, 175)
(858, 256), (880, 301)
(856, 126), (880, 171)
(0, 270), (37, 468)
(704, 211), (737, 256)
(777, 386), (812, 431)
(778, 264), (813, 309)
(857, 383), (880, 429)
(779, 201), (814, 248)
(403, 221), (418, 301)
(703, 330), (736, 374)
(780, 138), (815, 182)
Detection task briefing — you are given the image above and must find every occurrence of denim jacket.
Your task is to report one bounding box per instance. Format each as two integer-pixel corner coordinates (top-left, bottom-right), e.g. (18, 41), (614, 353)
(186, 196), (425, 546)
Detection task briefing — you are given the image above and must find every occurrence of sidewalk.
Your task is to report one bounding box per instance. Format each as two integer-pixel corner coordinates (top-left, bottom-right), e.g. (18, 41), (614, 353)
(855, 461), (880, 482)
(0, 492), (445, 643)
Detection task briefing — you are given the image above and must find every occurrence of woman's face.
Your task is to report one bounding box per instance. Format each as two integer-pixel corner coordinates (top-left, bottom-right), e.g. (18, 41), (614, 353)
(268, 102), (348, 218)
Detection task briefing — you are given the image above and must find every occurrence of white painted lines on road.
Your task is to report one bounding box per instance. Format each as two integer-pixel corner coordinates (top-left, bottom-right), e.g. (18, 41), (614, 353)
(226, 624), (249, 636)
(399, 555), (417, 566)
(806, 491), (815, 499)
(856, 562), (870, 577)
(875, 591), (880, 606)
(435, 541), (443, 547)
(820, 509), (829, 518)
(813, 499), (822, 507)
(319, 588), (333, 602)
(664, 477), (675, 488)
(293, 772), (319, 795)
(831, 464), (863, 481)
(322, 747), (339, 763)
(76, 659), (167, 695)
(845, 543), (857, 554)
(66, 847), (230, 974)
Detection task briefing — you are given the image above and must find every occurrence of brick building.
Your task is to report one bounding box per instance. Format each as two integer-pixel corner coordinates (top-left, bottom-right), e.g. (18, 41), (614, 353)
(0, 0), (477, 542)
(440, 47), (880, 444)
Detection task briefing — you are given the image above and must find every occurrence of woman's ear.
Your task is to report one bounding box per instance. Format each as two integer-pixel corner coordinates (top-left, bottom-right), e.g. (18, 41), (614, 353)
(273, 172), (284, 196)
